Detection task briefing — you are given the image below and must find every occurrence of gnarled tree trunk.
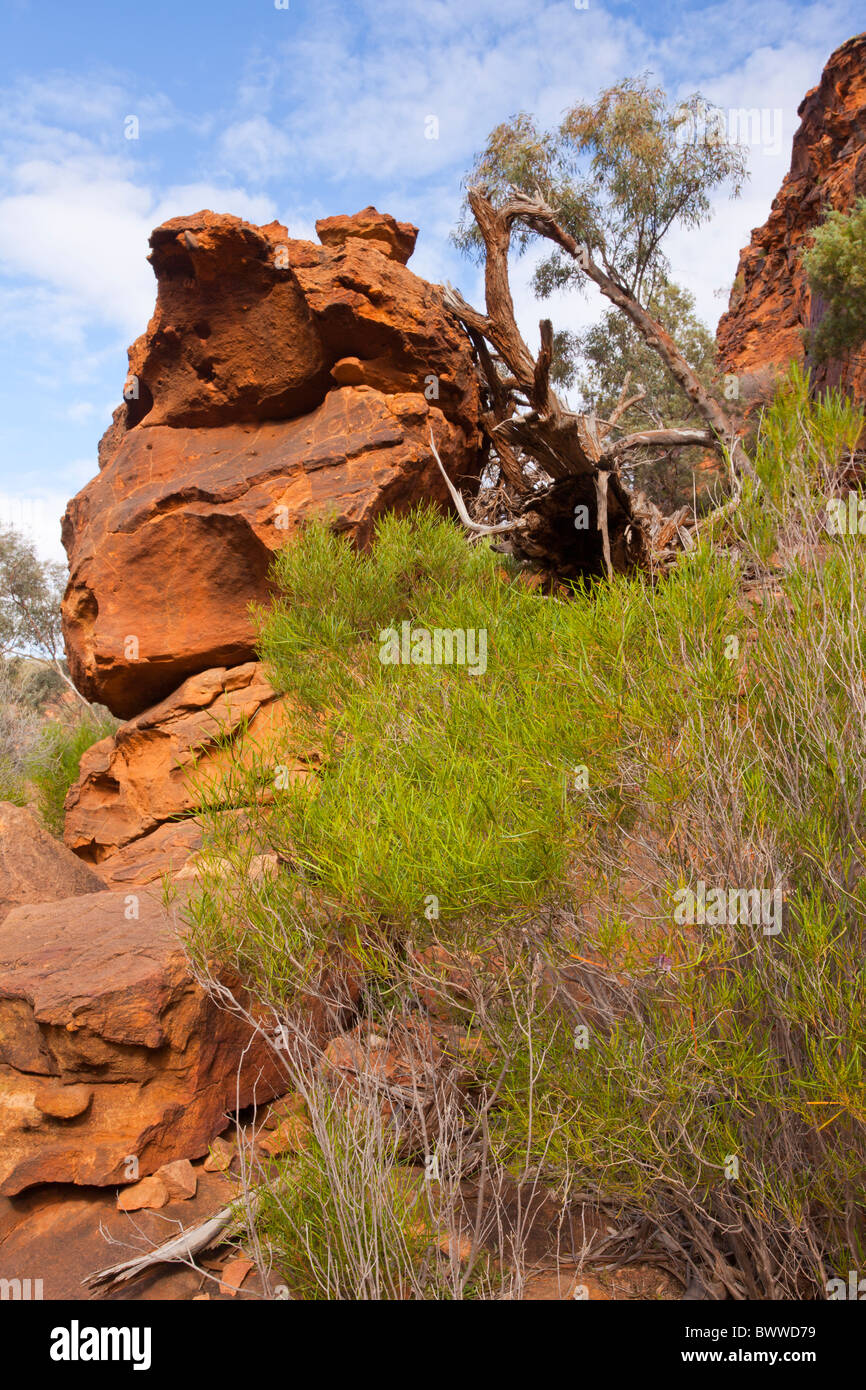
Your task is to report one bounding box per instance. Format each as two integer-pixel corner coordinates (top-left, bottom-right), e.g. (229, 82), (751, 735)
(440, 187), (752, 582)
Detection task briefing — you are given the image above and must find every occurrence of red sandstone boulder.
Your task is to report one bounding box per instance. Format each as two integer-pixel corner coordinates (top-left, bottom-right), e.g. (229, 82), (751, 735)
(86, 821), (206, 890)
(63, 387), (470, 716)
(0, 887), (285, 1195)
(63, 662), (308, 883)
(119, 212), (331, 434)
(0, 1165), (246, 1300)
(61, 206), (481, 716)
(717, 34), (866, 408)
(0, 802), (104, 925)
(291, 237), (478, 430)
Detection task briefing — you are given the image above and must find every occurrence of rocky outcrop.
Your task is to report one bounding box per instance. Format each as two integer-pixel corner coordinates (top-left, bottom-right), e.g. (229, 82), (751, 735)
(315, 206), (417, 264)
(0, 1162), (247, 1300)
(0, 803), (104, 925)
(717, 34), (866, 408)
(62, 390), (471, 716)
(84, 820), (206, 890)
(62, 207), (481, 717)
(14, 205), (480, 1207)
(0, 887), (285, 1195)
(62, 662), (306, 884)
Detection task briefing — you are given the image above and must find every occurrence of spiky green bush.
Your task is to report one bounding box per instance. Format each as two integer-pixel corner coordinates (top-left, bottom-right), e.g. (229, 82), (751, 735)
(185, 368), (865, 1298)
(802, 196), (866, 361)
(26, 710), (117, 835)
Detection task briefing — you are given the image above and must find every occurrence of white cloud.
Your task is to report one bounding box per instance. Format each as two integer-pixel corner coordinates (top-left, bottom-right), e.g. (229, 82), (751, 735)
(1, 6), (851, 352)
(217, 117), (294, 183)
(211, 0), (852, 343)
(0, 162), (287, 344)
(0, 479), (86, 563)
(0, 161), (156, 337)
(65, 401), (99, 423)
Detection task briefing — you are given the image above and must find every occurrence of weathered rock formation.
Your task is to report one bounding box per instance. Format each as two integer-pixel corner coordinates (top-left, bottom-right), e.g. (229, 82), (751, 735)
(0, 803), (104, 924)
(5, 204), (482, 1207)
(2, 208), (474, 1201)
(63, 661), (310, 886)
(717, 33), (866, 408)
(62, 207), (481, 717)
(0, 1162), (246, 1300)
(315, 205), (418, 263)
(0, 888), (284, 1195)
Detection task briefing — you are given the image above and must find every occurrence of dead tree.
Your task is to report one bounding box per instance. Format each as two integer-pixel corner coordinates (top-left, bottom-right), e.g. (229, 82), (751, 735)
(440, 187), (754, 581)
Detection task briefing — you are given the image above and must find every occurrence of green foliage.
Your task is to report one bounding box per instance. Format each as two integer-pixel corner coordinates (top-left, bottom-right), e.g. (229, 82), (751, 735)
(802, 197), (866, 361)
(186, 371), (865, 1296)
(0, 660), (42, 805)
(0, 525), (67, 669)
(452, 76), (744, 512)
(255, 1122), (472, 1301)
(573, 277), (720, 509)
(454, 77), (747, 302)
(574, 279), (715, 419)
(0, 753), (29, 805)
(0, 523), (113, 830)
(26, 710), (117, 836)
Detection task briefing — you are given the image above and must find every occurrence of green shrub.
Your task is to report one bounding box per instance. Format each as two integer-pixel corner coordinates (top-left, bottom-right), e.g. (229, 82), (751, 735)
(802, 196), (866, 361)
(0, 758), (28, 806)
(185, 368), (865, 1298)
(0, 663), (40, 806)
(26, 710), (117, 836)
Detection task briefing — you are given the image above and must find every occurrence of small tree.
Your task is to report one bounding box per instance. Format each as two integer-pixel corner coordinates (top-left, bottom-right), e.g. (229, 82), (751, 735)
(0, 525), (88, 708)
(455, 83), (746, 308)
(571, 277), (722, 511)
(802, 196), (866, 362)
(445, 79), (753, 578)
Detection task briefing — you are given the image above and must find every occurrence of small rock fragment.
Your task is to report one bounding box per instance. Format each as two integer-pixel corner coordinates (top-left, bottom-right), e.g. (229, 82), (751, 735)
(157, 1158), (197, 1200)
(262, 1092), (307, 1130)
(203, 1136), (235, 1172)
(219, 1257), (254, 1296)
(34, 1084), (93, 1120)
(117, 1174), (170, 1212)
(259, 1114), (311, 1158)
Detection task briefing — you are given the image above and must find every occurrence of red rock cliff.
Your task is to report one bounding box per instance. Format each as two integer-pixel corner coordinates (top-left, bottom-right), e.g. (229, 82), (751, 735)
(716, 33), (866, 407)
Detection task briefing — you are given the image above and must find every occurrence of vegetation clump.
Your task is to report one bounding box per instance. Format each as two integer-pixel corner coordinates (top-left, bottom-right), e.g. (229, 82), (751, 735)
(803, 196), (866, 362)
(0, 524), (116, 831)
(185, 372), (865, 1300)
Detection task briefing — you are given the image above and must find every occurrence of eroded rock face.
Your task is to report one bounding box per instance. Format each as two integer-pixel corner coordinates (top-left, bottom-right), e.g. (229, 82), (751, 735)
(122, 212), (331, 432)
(0, 888), (285, 1195)
(62, 207), (481, 717)
(63, 390), (469, 716)
(717, 34), (866, 408)
(315, 206), (418, 264)
(83, 821), (206, 890)
(63, 662), (306, 884)
(0, 803), (104, 925)
(0, 1165), (244, 1300)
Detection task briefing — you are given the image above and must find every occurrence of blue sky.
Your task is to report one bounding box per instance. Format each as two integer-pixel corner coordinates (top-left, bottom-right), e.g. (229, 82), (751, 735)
(0, 0), (857, 559)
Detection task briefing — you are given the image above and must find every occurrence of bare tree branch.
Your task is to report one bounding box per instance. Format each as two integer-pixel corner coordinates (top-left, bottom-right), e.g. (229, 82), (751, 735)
(603, 427), (716, 461)
(494, 190), (758, 483)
